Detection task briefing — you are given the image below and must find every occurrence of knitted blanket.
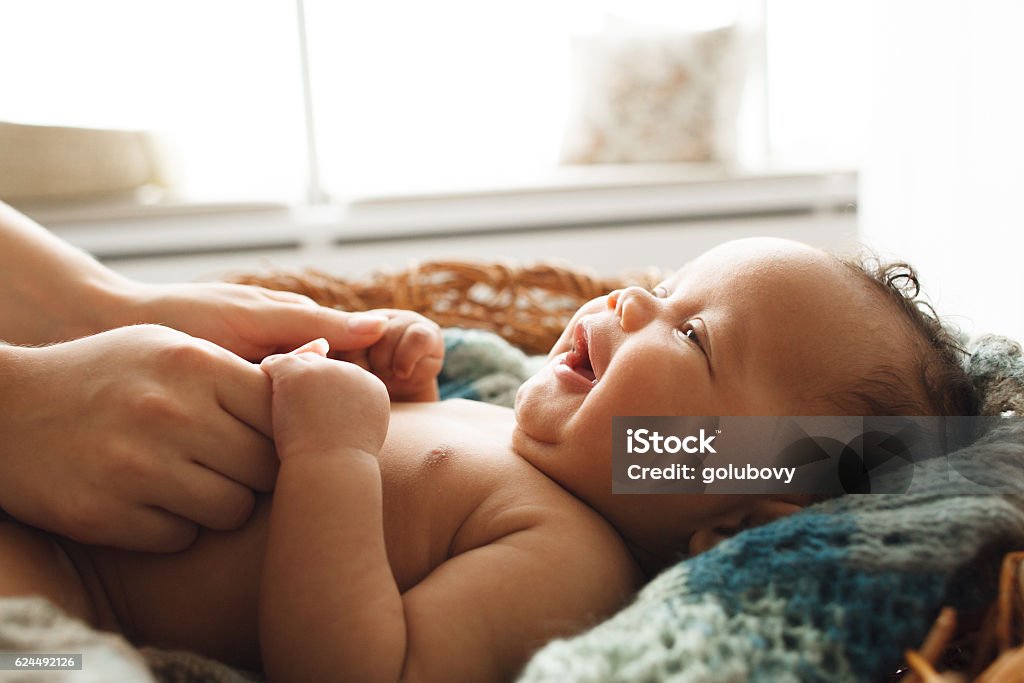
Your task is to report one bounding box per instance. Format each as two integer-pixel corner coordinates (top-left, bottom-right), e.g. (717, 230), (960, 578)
(519, 430), (1024, 682)
(439, 327), (548, 406)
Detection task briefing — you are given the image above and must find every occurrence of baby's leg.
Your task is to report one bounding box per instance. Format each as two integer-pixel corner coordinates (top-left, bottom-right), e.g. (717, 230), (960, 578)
(0, 520), (96, 624)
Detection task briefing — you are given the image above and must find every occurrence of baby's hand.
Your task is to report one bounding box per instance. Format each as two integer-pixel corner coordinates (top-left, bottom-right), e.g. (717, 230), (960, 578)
(330, 309), (443, 402)
(261, 339), (390, 460)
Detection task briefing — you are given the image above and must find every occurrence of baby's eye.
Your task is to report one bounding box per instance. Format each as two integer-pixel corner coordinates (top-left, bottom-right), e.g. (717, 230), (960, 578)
(678, 324), (704, 350)
(650, 286), (670, 298)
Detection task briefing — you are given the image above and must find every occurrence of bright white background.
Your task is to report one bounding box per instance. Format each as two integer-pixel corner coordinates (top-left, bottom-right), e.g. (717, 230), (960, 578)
(859, 0), (1024, 342)
(0, 0), (868, 198)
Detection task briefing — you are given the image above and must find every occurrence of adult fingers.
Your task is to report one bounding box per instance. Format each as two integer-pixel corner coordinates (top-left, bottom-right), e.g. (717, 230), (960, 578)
(291, 338), (329, 356)
(147, 460), (259, 532)
(212, 354), (274, 439)
(121, 510), (201, 552)
(76, 500), (201, 553)
(260, 338), (328, 380)
(268, 306), (388, 352)
(189, 409), (278, 492)
(260, 350), (316, 379)
(257, 288), (319, 306)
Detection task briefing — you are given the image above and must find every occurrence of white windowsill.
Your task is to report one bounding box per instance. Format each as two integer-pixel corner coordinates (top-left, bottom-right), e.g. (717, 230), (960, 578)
(27, 165), (858, 260)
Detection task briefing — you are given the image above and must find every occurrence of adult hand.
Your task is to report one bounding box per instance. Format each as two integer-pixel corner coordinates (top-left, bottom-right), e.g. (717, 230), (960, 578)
(0, 324), (277, 552)
(113, 281), (388, 361)
(0, 202), (384, 357)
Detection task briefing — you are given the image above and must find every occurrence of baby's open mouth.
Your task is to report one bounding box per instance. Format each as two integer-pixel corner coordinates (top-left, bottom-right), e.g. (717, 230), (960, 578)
(566, 322), (597, 383)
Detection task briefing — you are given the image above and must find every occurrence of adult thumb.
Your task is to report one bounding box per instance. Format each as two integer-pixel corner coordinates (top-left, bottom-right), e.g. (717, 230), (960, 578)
(261, 338), (328, 377)
(290, 338), (330, 357)
(260, 353), (287, 376)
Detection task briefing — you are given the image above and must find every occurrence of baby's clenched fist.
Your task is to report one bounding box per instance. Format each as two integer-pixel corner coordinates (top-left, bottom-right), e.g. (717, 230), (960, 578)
(261, 339), (390, 460)
(331, 309), (444, 402)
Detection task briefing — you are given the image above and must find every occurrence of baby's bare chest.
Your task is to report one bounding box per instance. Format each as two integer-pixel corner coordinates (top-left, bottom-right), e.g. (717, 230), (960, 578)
(376, 402), (537, 589)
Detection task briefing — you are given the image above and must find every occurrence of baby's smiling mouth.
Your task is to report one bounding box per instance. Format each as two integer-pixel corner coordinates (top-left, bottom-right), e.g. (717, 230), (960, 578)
(565, 322), (597, 383)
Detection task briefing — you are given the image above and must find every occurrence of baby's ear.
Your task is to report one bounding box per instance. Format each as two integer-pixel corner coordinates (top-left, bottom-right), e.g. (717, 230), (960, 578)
(688, 526), (738, 556)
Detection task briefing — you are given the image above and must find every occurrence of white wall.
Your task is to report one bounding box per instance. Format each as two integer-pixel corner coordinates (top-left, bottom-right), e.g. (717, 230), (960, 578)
(859, 0), (1024, 341)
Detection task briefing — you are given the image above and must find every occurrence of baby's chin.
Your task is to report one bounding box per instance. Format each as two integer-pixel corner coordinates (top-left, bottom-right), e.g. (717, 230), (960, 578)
(513, 367), (549, 412)
(512, 378), (528, 414)
(512, 370), (580, 444)
(512, 372), (544, 427)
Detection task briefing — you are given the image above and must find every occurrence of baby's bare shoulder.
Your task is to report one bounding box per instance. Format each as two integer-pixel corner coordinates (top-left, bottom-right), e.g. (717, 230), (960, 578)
(536, 496), (644, 592)
(399, 496), (643, 682)
(460, 477), (642, 594)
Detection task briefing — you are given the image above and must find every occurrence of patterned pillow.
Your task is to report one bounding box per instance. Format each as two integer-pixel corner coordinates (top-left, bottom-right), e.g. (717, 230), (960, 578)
(561, 25), (746, 165)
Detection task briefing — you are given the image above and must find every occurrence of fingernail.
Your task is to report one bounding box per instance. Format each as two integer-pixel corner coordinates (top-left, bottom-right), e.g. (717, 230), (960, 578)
(294, 338), (329, 355)
(348, 314), (388, 334)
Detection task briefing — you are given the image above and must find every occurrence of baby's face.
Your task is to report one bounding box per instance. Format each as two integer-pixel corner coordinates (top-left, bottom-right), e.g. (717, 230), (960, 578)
(513, 237), (883, 563)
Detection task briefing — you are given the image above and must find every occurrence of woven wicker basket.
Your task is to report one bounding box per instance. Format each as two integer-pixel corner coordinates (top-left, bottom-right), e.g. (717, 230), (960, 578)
(229, 259), (663, 356)
(899, 552), (1024, 683)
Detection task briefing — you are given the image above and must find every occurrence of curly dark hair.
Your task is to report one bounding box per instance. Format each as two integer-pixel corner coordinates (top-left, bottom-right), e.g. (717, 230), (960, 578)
(832, 256), (979, 431)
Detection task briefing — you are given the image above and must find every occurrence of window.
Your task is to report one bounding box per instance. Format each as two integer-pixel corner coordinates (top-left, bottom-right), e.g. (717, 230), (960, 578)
(0, 0), (307, 202)
(0, 0), (867, 206)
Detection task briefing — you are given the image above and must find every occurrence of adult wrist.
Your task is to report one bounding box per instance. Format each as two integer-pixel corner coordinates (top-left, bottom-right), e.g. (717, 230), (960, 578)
(77, 273), (148, 335)
(17, 267), (139, 343)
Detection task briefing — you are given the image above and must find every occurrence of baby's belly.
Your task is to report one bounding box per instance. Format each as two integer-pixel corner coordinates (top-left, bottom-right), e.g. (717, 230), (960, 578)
(84, 496), (274, 669)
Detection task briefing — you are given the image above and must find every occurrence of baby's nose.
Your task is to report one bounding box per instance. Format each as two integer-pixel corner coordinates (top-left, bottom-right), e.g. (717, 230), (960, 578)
(609, 286), (656, 331)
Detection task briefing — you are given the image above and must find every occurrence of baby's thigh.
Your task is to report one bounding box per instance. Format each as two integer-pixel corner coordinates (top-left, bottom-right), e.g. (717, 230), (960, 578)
(0, 520), (95, 625)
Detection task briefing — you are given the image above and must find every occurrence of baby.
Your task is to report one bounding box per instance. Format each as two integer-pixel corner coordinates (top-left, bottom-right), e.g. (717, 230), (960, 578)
(0, 238), (976, 682)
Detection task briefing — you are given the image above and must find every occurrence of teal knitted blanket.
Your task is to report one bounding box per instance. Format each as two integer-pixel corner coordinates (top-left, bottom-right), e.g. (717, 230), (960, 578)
(520, 449), (1024, 682)
(439, 328), (548, 405)
(439, 329), (1024, 682)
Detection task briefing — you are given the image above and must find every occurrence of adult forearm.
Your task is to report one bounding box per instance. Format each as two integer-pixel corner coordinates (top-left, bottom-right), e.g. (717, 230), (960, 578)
(260, 451), (407, 683)
(0, 202), (132, 344)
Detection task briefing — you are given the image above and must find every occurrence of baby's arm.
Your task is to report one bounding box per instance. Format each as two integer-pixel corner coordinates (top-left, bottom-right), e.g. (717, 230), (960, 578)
(382, 517), (639, 681)
(331, 309), (443, 402)
(260, 340), (403, 682)
(259, 341), (637, 682)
